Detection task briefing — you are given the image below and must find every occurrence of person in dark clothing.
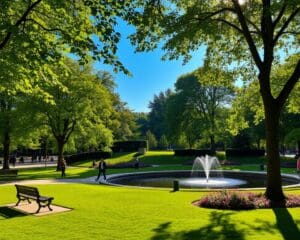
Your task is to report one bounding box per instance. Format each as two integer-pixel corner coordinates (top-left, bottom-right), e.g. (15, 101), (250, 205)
(134, 157), (139, 169)
(61, 159), (67, 178)
(95, 159), (107, 181)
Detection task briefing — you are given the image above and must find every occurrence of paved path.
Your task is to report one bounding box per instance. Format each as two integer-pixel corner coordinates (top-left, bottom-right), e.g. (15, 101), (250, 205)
(0, 176), (100, 186)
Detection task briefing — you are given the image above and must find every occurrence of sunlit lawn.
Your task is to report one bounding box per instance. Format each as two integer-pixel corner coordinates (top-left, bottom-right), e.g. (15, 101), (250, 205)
(0, 184), (300, 240)
(1, 151), (300, 240)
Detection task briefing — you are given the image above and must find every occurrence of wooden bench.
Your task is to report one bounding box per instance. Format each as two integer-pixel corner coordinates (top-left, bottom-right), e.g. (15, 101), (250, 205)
(15, 184), (54, 213)
(0, 169), (18, 180)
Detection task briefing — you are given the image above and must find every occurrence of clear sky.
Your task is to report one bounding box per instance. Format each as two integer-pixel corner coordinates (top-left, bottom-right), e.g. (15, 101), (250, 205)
(94, 21), (206, 113)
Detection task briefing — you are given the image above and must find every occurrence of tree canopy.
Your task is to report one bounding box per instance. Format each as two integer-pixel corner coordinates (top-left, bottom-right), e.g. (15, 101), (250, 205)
(128, 0), (300, 201)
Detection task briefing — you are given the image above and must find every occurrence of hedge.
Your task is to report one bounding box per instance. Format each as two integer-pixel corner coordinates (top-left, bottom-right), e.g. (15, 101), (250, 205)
(174, 149), (212, 157)
(65, 151), (112, 163)
(112, 140), (148, 153)
(225, 148), (265, 157)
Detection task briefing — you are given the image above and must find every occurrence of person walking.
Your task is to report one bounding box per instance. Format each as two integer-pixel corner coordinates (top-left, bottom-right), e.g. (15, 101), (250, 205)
(134, 157), (139, 169)
(95, 159), (107, 181)
(61, 159), (67, 178)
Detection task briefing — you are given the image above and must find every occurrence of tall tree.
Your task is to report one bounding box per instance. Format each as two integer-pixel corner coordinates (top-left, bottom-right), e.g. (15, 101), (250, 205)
(148, 89), (172, 139)
(146, 130), (158, 150)
(35, 59), (114, 169)
(168, 70), (233, 152)
(129, 0), (300, 201)
(133, 112), (149, 138)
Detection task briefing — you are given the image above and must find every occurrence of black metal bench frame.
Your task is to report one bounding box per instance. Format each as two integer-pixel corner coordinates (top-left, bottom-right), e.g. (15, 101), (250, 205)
(15, 184), (54, 213)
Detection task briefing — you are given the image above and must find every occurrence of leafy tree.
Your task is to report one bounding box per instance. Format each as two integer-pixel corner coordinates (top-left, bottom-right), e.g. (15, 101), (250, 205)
(0, 41), (46, 169)
(158, 134), (169, 150)
(0, 0), (132, 73)
(133, 112), (149, 138)
(110, 95), (136, 141)
(0, 93), (43, 169)
(146, 130), (157, 150)
(285, 128), (300, 155)
(166, 93), (203, 149)
(35, 59), (114, 169)
(148, 89), (172, 139)
(129, 0), (300, 201)
(167, 69), (233, 152)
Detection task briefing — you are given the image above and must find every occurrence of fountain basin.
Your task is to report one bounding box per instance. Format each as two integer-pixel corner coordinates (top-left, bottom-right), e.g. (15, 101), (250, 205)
(105, 170), (300, 189)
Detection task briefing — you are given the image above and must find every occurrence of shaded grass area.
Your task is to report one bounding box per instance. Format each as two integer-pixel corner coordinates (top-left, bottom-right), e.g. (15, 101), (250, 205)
(0, 184), (300, 240)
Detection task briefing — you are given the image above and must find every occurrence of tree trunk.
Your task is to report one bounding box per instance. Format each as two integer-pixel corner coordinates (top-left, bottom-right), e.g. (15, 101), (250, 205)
(2, 132), (10, 170)
(264, 104), (285, 202)
(56, 138), (65, 171)
(297, 140), (300, 155)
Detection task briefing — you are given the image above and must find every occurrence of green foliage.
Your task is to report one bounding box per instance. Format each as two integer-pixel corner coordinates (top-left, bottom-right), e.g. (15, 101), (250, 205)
(34, 58), (115, 158)
(128, 0), (300, 200)
(285, 128), (300, 148)
(148, 89), (172, 139)
(167, 68), (233, 150)
(133, 112), (149, 138)
(158, 134), (169, 149)
(146, 130), (157, 150)
(109, 94), (136, 141)
(0, 0), (133, 73)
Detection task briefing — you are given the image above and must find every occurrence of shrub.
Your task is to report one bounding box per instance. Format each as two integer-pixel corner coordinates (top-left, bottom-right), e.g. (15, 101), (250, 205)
(194, 191), (300, 210)
(112, 140), (148, 152)
(225, 148), (265, 157)
(65, 151), (112, 163)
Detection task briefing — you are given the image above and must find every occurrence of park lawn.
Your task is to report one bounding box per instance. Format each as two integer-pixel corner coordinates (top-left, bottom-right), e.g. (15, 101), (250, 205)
(0, 183), (300, 240)
(9, 151), (298, 180)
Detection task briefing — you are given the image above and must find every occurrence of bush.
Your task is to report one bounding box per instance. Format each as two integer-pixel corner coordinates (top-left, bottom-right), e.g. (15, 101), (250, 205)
(194, 191), (300, 210)
(65, 151), (112, 163)
(174, 149), (212, 157)
(226, 148), (265, 157)
(111, 140), (148, 153)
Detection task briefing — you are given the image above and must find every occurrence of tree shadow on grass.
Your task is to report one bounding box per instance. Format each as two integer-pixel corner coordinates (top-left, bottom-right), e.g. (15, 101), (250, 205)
(151, 212), (246, 240)
(0, 207), (27, 219)
(272, 208), (300, 240)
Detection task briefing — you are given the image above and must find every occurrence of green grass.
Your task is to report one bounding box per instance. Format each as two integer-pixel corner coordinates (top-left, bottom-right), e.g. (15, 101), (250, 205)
(0, 184), (300, 240)
(1, 151), (300, 239)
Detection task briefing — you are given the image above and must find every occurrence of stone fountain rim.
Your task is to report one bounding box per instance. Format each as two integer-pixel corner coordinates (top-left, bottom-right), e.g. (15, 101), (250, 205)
(101, 170), (300, 191)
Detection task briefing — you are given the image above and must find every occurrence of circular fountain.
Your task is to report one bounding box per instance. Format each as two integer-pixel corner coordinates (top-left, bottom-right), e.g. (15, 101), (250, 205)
(181, 155), (247, 188)
(106, 155), (300, 189)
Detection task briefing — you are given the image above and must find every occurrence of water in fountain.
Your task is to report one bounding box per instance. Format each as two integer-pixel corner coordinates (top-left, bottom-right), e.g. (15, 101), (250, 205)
(191, 155), (222, 182)
(179, 155), (247, 188)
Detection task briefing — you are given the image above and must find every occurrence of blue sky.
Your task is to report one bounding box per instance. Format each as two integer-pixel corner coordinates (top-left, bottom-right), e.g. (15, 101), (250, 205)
(94, 21), (206, 113)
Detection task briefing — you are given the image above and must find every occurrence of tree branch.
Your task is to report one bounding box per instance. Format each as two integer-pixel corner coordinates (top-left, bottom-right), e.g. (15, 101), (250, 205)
(213, 18), (243, 34)
(273, 2), (287, 28)
(65, 120), (76, 143)
(0, 0), (42, 50)
(276, 59), (300, 109)
(231, 0), (263, 71)
(273, 7), (300, 45)
(26, 18), (64, 33)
